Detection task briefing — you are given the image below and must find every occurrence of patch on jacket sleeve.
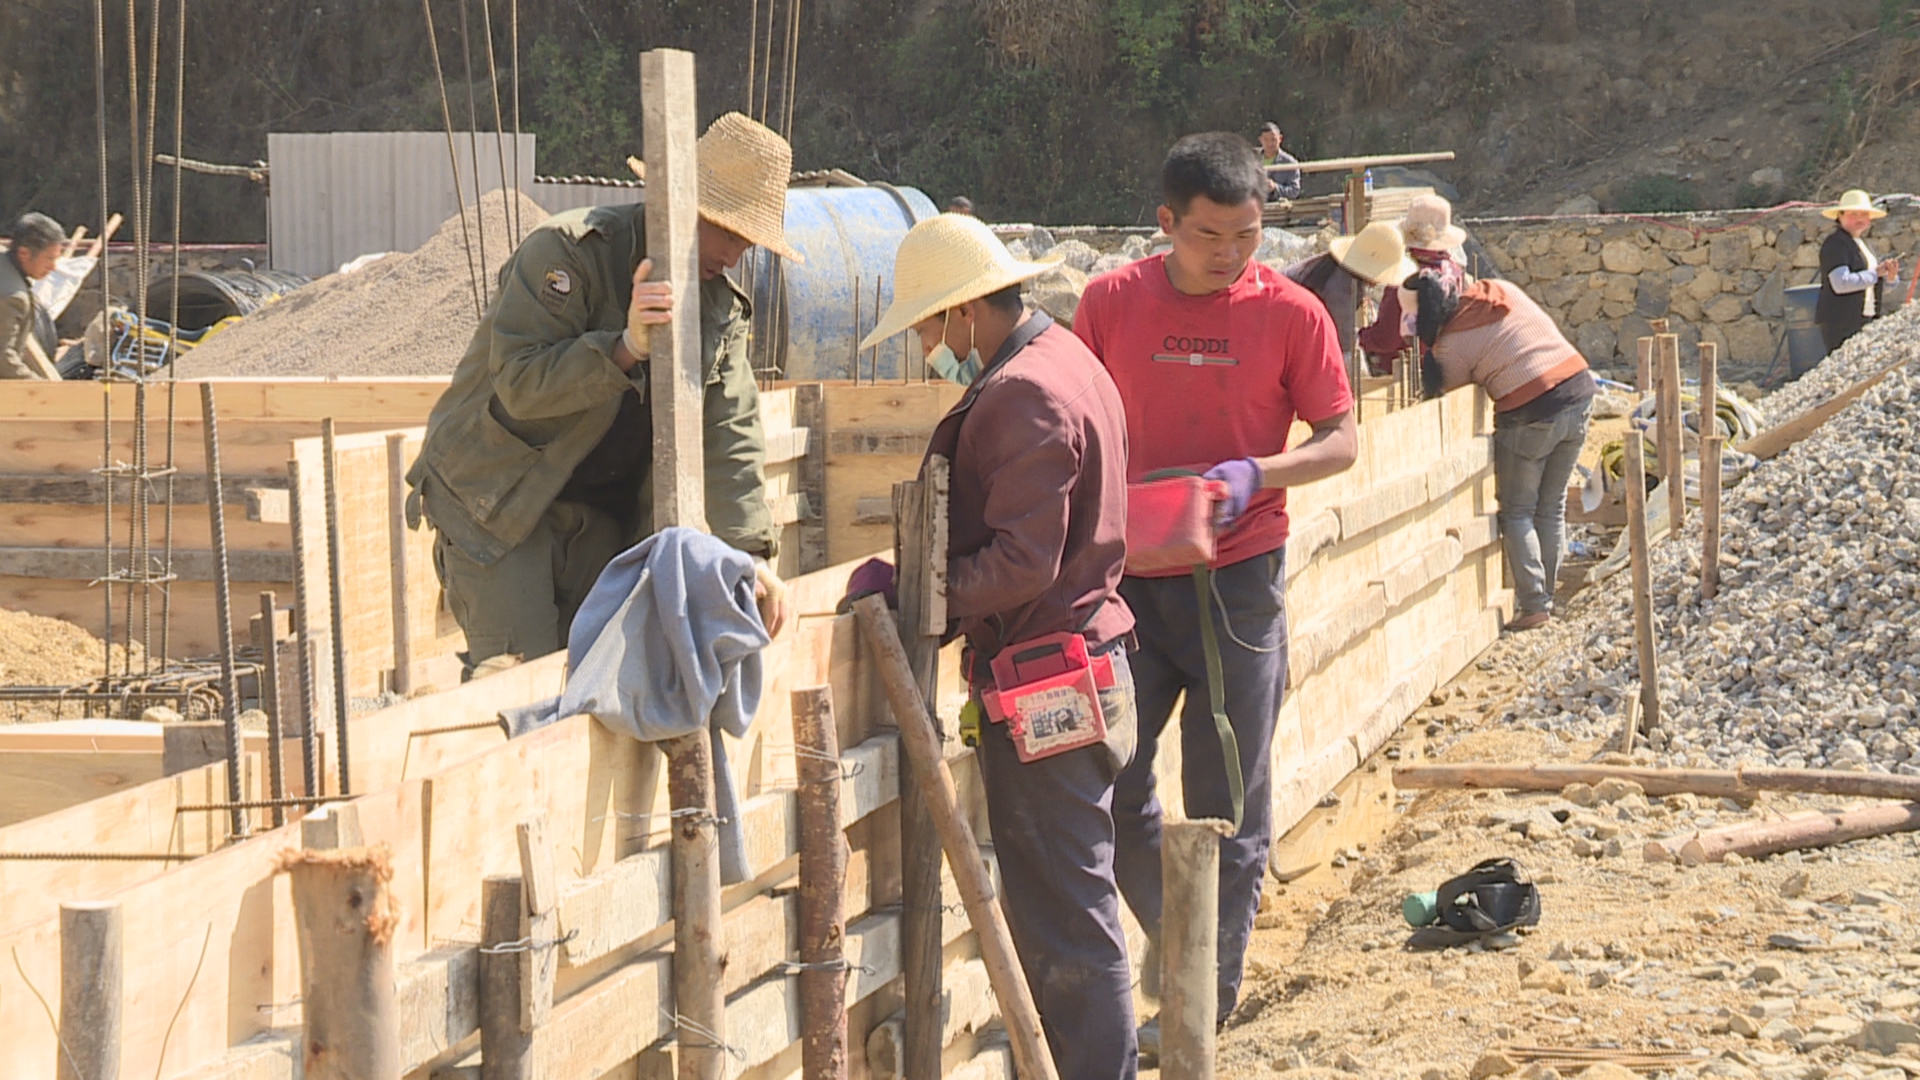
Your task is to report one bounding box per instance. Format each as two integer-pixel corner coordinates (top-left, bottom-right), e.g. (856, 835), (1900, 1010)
(539, 267), (573, 312)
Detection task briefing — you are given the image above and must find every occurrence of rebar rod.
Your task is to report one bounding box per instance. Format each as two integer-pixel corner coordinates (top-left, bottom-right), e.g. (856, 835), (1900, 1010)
(321, 420), (353, 795)
(199, 384), (247, 839)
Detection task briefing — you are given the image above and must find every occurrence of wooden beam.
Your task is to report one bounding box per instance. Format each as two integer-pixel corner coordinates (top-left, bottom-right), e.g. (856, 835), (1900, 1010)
(244, 487), (290, 524)
(481, 874), (533, 1079)
(58, 901), (122, 1080)
(641, 48), (706, 534)
(1392, 762), (1920, 802)
(1624, 434), (1659, 746)
(515, 816), (558, 1032)
(1161, 820), (1233, 1080)
(891, 470), (944, 1080)
(385, 433), (415, 697)
(794, 385), (830, 573)
(283, 844), (402, 1080)
(0, 472), (281, 506)
(793, 686), (850, 1080)
(0, 546), (292, 582)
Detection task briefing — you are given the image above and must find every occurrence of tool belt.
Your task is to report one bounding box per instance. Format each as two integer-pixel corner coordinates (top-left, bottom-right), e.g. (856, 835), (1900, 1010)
(973, 632), (1116, 763)
(1123, 469), (1246, 831)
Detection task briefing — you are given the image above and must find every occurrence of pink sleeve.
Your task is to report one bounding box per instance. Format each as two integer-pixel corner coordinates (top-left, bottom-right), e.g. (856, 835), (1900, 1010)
(1287, 300), (1355, 423)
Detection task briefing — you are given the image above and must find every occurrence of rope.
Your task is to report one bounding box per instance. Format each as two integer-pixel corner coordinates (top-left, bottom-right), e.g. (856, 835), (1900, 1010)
(457, 0), (491, 310)
(421, 0), (484, 322)
(479, 0), (513, 262)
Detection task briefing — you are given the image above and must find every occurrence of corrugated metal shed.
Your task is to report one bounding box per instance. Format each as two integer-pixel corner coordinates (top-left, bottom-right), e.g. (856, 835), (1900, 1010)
(267, 132), (537, 276)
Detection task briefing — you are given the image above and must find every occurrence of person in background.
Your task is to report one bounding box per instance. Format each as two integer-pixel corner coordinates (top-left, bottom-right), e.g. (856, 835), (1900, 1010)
(1257, 122), (1302, 202)
(1816, 188), (1900, 353)
(861, 212), (1139, 1080)
(1359, 193), (1469, 373)
(1407, 269), (1594, 631)
(1, 212), (65, 380)
(1285, 219), (1418, 363)
(1075, 132), (1357, 1053)
(948, 195), (976, 216)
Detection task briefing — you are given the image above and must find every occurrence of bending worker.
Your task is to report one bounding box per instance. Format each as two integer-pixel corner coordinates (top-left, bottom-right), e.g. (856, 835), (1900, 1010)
(1816, 188), (1899, 354)
(862, 214), (1139, 1079)
(409, 113), (797, 675)
(1076, 133), (1358, 1051)
(2, 212), (64, 380)
(1407, 269), (1593, 631)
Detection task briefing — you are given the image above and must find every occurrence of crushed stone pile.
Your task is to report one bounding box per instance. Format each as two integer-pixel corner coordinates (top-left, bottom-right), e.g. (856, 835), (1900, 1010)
(1476, 303), (1920, 775)
(175, 189), (547, 378)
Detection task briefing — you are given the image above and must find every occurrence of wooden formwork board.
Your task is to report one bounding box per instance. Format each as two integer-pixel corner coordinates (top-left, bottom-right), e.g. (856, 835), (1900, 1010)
(820, 383), (964, 567)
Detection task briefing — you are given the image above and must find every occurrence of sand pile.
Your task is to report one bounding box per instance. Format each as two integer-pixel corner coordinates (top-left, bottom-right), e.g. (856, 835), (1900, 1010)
(176, 189), (548, 378)
(0, 607), (146, 721)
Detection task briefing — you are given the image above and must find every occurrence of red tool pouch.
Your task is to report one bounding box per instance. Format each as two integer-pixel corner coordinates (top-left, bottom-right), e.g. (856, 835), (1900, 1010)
(1124, 474), (1228, 575)
(979, 632), (1115, 763)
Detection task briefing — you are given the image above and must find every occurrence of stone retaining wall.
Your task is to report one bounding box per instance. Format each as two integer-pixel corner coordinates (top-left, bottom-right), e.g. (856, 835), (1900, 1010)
(1466, 206), (1920, 386)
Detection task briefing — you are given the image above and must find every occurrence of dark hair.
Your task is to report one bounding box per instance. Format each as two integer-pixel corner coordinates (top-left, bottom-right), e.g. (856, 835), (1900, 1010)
(1259, 122), (1282, 137)
(981, 281), (1023, 317)
(9, 212), (64, 254)
(1410, 270), (1461, 400)
(947, 196), (975, 214)
(1162, 133), (1266, 217)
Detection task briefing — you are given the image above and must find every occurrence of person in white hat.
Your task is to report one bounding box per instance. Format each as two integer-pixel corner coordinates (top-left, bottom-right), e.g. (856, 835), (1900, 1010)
(409, 112), (802, 676)
(1284, 219), (1420, 360)
(1359, 193), (1470, 372)
(1816, 188), (1900, 353)
(863, 212), (1140, 1080)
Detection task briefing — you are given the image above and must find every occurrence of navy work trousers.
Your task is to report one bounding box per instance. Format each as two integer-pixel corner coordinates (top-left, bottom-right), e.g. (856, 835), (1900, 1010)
(975, 647), (1139, 1080)
(1113, 549), (1288, 1020)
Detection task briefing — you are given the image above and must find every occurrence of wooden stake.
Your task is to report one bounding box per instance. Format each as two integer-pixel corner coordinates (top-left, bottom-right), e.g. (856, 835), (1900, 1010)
(852, 595), (1060, 1080)
(1393, 762), (1920, 802)
(1635, 336), (1653, 400)
(793, 686), (850, 1080)
(1657, 333), (1684, 533)
(57, 901), (121, 1080)
(641, 47), (726, 1080)
(1624, 434), (1660, 747)
(1645, 802), (1920, 865)
(384, 433), (414, 697)
(1343, 172), (1368, 236)
(1698, 341), (1722, 601)
(641, 47), (707, 534)
(890, 459), (948, 1080)
(281, 844), (401, 1080)
(1161, 819), (1233, 1080)
(480, 874), (533, 1080)
(258, 591), (288, 827)
(516, 815), (558, 1033)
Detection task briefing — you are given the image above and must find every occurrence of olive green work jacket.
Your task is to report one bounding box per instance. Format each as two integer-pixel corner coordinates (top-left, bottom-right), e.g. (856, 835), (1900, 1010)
(408, 203), (776, 565)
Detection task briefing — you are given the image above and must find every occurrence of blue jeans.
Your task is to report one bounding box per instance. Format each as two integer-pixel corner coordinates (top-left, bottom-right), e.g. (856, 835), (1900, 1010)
(1113, 551), (1288, 1020)
(1493, 398), (1592, 617)
(974, 646), (1139, 1080)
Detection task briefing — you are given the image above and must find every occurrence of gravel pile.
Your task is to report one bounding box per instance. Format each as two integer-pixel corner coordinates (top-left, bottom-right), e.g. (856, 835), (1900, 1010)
(1470, 304), (1920, 774)
(175, 189), (547, 378)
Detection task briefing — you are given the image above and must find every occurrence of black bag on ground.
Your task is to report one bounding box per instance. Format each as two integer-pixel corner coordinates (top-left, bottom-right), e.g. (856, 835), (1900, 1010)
(1406, 857), (1541, 949)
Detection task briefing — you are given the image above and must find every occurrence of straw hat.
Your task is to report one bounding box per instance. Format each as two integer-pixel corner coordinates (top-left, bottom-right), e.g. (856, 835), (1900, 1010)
(858, 214), (1062, 349)
(1399, 193), (1468, 250)
(1328, 221), (1419, 287)
(1823, 189), (1887, 220)
(628, 112), (803, 261)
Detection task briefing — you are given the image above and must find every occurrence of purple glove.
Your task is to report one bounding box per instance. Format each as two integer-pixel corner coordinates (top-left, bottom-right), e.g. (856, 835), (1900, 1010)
(1203, 457), (1263, 529)
(837, 557), (898, 614)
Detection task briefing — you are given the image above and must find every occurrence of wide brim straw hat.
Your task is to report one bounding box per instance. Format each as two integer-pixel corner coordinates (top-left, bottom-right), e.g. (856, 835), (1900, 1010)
(629, 112), (804, 262)
(1398, 192), (1468, 250)
(859, 213), (1062, 349)
(1328, 221), (1420, 287)
(1823, 188), (1887, 220)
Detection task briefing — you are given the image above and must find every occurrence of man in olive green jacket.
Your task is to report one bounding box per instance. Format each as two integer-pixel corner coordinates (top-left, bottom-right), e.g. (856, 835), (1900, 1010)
(409, 113), (803, 674)
(2, 213), (65, 381)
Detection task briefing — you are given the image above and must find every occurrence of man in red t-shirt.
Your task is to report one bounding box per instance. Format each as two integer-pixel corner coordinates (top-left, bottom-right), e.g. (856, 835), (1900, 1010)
(1074, 132), (1358, 1044)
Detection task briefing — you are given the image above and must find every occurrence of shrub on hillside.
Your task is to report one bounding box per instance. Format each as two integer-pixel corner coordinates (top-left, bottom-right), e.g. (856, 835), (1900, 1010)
(1617, 175), (1701, 214)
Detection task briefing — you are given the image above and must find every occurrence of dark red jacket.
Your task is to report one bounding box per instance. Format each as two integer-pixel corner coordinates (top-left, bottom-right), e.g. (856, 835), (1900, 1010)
(925, 313), (1134, 661)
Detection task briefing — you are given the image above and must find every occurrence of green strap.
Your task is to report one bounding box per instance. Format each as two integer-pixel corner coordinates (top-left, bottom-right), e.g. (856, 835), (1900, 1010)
(1191, 564), (1245, 833)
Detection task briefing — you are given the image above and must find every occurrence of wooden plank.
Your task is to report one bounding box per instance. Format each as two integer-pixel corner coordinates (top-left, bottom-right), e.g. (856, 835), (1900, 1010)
(0, 750), (168, 827)
(794, 384), (830, 574)
(245, 487), (291, 525)
(0, 418), (402, 477)
(0, 546), (293, 582)
(0, 378), (450, 422)
(0, 472), (281, 506)
(1740, 354), (1909, 460)
(515, 815), (558, 1032)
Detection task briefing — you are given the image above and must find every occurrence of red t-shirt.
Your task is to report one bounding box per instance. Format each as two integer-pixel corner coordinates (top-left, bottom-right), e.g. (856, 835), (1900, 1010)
(1074, 254), (1353, 574)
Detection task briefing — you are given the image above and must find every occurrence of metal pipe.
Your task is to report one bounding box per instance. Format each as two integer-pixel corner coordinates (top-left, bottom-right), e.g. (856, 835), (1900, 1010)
(198, 383), (248, 839)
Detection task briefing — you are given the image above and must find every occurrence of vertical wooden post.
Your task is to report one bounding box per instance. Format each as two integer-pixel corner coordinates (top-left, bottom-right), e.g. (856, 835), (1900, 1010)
(1635, 336), (1654, 401)
(1343, 172), (1368, 236)
(480, 874), (533, 1080)
(258, 591), (288, 827)
(286, 455), (324, 800)
(384, 433), (415, 697)
(283, 829), (400, 1080)
(642, 47), (707, 534)
(641, 46), (726, 1080)
(1657, 333), (1685, 534)
(794, 384), (830, 574)
(515, 815), (558, 1032)
(1161, 820), (1232, 1080)
(853, 597), (1060, 1080)
(793, 686), (850, 1080)
(1624, 435), (1661, 748)
(1699, 339), (1723, 601)
(891, 456), (949, 1080)
(58, 901), (122, 1080)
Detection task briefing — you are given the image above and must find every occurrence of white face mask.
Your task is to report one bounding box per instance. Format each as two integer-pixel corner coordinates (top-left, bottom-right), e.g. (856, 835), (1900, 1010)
(926, 308), (983, 386)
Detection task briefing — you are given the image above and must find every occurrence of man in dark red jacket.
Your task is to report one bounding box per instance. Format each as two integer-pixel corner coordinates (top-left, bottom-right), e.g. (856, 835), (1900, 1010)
(862, 212), (1140, 1080)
